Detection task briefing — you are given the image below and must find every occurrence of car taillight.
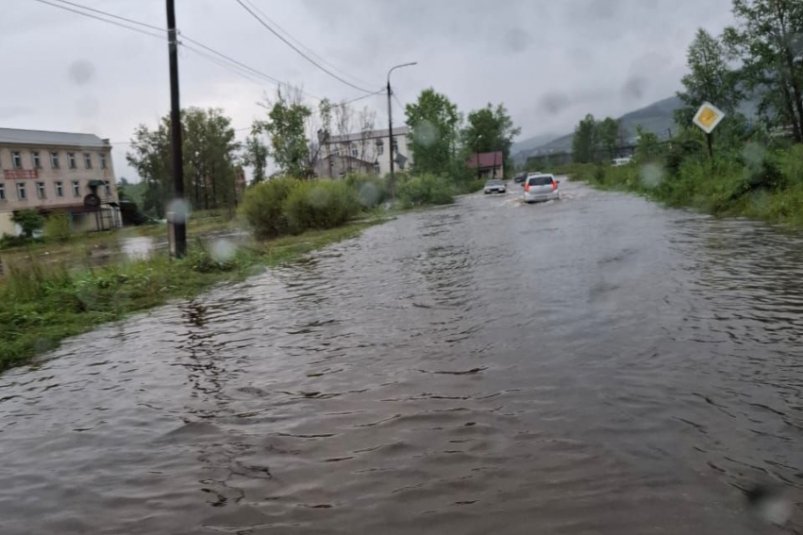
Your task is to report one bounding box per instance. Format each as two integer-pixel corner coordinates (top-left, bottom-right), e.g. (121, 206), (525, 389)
(551, 181), (557, 191)
(524, 183), (530, 192)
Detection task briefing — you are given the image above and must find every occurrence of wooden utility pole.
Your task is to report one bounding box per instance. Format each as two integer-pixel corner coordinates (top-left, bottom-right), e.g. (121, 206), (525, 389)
(166, 0), (186, 258)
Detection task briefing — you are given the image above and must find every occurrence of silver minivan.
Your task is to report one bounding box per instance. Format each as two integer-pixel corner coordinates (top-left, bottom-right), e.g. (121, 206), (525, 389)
(522, 174), (560, 203)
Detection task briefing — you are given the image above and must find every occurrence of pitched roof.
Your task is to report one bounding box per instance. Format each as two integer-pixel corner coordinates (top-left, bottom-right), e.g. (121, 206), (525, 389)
(0, 127), (108, 148)
(467, 151), (504, 168)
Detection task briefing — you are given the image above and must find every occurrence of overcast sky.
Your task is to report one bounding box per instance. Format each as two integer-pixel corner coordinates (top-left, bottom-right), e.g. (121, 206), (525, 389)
(2, 0), (735, 182)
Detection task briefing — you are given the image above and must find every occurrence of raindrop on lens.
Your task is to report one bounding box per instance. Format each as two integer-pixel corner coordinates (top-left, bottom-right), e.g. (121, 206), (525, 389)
(413, 120), (438, 147)
(210, 239), (236, 263)
(166, 199), (191, 223)
(639, 163), (664, 188)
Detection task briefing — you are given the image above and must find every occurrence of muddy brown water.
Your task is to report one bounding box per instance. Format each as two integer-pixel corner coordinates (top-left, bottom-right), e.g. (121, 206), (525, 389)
(0, 179), (801, 534)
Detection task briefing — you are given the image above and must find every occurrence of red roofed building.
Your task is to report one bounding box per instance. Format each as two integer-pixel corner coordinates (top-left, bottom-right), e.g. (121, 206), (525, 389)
(467, 150), (504, 179)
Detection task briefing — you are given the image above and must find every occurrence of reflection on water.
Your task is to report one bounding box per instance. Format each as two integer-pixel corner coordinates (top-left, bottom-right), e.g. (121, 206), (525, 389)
(0, 181), (800, 534)
(119, 235), (157, 260)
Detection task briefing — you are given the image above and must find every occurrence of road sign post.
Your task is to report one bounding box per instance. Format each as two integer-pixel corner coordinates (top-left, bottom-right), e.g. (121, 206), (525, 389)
(692, 102), (726, 159)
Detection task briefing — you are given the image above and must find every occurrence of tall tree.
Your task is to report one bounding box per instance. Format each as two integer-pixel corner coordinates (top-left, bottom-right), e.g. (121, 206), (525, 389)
(724, 0), (803, 141)
(405, 88), (460, 175)
(597, 117), (621, 160)
(127, 108), (239, 216)
(127, 121), (170, 217)
(243, 131), (269, 184)
(675, 29), (743, 127)
(571, 114), (598, 163)
(462, 103), (521, 176)
(255, 86), (312, 178)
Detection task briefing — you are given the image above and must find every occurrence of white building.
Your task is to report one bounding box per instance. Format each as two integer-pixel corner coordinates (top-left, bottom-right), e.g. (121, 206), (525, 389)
(316, 126), (412, 178)
(0, 128), (121, 236)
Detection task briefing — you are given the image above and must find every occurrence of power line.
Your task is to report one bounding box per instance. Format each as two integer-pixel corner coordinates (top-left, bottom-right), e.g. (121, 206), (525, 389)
(32, 0), (165, 39)
(234, 0), (377, 94)
(47, 0), (165, 32)
(33, 0), (324, 100)
(342, 89), (385, 105)
(239, 0), (375, 90)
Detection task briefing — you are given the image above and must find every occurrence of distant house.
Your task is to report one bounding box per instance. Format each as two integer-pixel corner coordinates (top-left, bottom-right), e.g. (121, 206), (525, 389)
(316, 126), (411, 178)
(314, 153), (375, 178)
(467, 151), (504, 179)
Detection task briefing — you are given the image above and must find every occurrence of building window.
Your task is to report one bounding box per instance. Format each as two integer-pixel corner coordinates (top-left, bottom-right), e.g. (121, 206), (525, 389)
(36, 182), (46, 199)
(0, 183), (5, 200)
(16, 182), (26, 200)
(100, 153), (107, 169)
(12, 151), (22, 169)
(50, 151), (60, 169)
(68, 152), (77, 169)
(351, 146), (359, 157)
(104, 180), (111, 196)
(55, 181), (64, 197)
(32, 151), (41, 169)
(72, 180), (81, 197)
(376, 141), (384, 155)
(83, 153), (92, 169)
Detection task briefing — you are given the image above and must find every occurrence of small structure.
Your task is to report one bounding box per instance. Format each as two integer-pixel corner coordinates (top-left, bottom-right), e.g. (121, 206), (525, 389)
(467, 151), (504, 179)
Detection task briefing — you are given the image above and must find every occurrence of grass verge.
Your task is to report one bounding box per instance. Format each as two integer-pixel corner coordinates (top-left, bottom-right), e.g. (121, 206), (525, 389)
(555, 144), (803, 228)
(0, 219), (383, 372)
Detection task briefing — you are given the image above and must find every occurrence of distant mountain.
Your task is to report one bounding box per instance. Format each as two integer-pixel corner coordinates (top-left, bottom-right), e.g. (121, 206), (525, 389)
(514, 96), (683, 163)
(510, 132), (560, 157)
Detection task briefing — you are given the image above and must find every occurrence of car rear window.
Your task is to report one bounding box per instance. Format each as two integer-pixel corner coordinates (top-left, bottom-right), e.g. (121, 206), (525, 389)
(527, 176), (553, 186)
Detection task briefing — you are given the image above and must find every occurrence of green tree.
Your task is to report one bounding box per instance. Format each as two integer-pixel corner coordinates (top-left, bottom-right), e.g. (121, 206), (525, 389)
(242, 132), (269, 184)
(462, 103), (521, 176)
(635, 126), (664, 161)
(572, 114), (598, 163)
(184, 108), (240, 210)
(255, 86), (312, 178)
(675, 29), (743, 127)
(127, 122), (170, 218)
(11, 209), (43, 238)
(405, 88), (460, 176)
(597, 117), (621, 160)
(127, 108), (240, 217)
(723, 0), (803, 142)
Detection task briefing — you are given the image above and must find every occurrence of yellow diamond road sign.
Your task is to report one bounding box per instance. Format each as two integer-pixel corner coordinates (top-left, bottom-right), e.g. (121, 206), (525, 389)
(693, 102), (725, 134)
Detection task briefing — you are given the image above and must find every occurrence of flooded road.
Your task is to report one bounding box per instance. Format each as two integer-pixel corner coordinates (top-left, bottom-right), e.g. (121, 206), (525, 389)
(1, 179), (801, 534)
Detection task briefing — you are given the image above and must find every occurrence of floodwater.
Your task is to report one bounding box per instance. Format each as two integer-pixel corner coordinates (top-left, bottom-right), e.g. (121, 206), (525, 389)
(0, 179), (801, 534)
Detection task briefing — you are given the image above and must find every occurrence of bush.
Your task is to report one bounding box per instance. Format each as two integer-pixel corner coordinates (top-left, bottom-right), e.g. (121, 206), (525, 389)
(344, 173), (388, 208)
(284, 180), (360, 234)
(11, 209), (44, 238)
(777, 144), (803, 186)
(396, 173), (454, 207)
(239, 178), (299, 239)
(43, 213), (71, 242)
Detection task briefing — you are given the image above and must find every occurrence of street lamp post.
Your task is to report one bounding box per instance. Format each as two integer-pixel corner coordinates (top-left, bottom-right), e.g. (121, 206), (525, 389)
(387, 62), (417, 197)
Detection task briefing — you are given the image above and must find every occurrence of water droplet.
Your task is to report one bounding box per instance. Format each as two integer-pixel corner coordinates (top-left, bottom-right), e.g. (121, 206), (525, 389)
(210, 239), (236, 263)
(307, 186), (330, 208)
(68, 60), (95, 85)
(413, 120), (439, 147)
(742, 142), (765, 168)
(639, 163), (664, 188)
(166, 199), (191, 223)
(357, 182), (379, 207)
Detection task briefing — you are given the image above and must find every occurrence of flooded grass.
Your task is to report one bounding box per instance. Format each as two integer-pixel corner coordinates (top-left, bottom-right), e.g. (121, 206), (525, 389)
(0, 219), (383, 371)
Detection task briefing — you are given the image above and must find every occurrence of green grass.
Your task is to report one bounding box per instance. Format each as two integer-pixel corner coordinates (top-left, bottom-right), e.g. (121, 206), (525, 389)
(555, 144), (803, 228)
(0, 218), (383, 372)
